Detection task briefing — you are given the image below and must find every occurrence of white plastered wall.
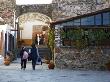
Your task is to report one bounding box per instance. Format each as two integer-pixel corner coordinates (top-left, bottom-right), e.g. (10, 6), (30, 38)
(21, 21), (48, 39)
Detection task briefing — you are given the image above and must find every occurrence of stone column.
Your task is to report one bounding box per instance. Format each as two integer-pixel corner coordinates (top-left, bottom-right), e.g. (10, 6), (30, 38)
(54, 25), (63, 63)
(54, 25), (63, 47)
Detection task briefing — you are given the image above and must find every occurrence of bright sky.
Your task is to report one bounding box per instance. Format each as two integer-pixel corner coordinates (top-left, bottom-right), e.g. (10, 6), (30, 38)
(16, 0), (52, 5)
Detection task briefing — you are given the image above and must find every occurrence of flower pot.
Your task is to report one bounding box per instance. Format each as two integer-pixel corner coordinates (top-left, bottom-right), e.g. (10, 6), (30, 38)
(48, 61), (55, 69)
(4, 60), (10, 66)
(4, 57), (10, 66)
(106, 62), (110, 71)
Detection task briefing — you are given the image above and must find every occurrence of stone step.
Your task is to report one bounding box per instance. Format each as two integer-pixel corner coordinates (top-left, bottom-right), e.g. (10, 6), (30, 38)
(37, 48), (52, 59)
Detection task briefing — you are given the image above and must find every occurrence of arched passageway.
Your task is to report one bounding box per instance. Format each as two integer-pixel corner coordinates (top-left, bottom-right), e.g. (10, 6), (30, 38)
(17, 12), (51, 46)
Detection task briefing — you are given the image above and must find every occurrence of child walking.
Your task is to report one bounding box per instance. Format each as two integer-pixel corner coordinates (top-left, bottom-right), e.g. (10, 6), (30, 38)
(20, 47), (28, 70)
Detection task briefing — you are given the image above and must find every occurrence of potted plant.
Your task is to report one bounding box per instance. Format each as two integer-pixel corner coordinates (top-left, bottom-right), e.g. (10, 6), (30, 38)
(4, 55), (10, 66)
(105, 61), (110, 71)
(48, 60), (55, 69)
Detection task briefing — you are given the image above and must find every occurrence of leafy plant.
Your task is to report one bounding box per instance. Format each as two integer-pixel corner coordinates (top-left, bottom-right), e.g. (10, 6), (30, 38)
(60, 30), (67, 39)
(60, 28), (110, 48)
(48, 28), (55, 60)
(12, 48), (18, 60)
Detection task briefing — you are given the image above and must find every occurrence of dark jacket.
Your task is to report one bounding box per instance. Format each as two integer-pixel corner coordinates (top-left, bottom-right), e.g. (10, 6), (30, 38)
(20, 49), (24, 59)
(30, 46), (38, 60)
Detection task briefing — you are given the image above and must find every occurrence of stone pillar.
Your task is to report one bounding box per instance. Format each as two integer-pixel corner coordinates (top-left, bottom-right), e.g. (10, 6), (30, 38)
(54, 25), (63, 47)
(54, 25), (63, 63)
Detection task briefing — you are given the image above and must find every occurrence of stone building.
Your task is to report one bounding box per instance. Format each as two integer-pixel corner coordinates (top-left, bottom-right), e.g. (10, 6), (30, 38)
(0, 0), (110, 26)
(52, 0), (110, 20)
(0, 0), (110, 70)
(52, 0), (110, 70)
(51, 8), (110, 70)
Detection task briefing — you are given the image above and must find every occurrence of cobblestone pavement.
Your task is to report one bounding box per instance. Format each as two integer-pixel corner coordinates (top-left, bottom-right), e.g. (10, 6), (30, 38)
(0, 59), (110, 82)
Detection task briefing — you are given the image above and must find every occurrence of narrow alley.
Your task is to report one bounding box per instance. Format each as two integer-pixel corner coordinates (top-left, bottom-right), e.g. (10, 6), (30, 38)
(0, 59), (110, 82)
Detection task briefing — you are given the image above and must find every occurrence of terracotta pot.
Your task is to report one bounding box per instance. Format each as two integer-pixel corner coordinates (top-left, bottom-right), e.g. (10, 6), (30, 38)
(106, 62), (110, 70)
(4, 60), (10, 66)
(48, 62), (55, 69)
(4, 57), (10, 66)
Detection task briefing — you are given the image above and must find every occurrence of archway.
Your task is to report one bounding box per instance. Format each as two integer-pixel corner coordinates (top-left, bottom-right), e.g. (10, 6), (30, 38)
(17, 12), (51, 46)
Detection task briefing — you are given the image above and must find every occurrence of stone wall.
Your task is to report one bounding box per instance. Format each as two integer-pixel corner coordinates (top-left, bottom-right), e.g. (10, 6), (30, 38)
(0, 0), (15, 26)
(55, 47), (110, 70)
(16, 4), (53, 18)
(52, 0), (110, 21)
(0, 0), (110, 25)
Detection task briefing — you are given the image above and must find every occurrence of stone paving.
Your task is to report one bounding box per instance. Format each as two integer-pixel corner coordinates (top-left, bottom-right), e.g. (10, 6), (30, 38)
(0, 59), (110, 82)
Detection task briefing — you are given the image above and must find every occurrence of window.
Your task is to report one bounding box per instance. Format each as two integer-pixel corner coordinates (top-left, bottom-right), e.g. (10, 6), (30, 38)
(81, 17), (88, 25)
(61, 21), (74, 26)
(95, 14), (102, 25)
(66, 21), (74, 26)
(81, 16), (95, 25)
(61, 22), (68, 26)
(103, 12), (110, 25)
(73, 19), (80, 26)
(87, 16), (95, 25)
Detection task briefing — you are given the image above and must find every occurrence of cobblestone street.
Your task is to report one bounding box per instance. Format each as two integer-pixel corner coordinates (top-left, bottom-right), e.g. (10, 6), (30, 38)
(0, 59), (110, 82)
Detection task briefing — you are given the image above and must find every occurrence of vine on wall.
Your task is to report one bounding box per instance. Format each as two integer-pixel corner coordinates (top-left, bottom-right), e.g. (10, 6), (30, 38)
(61, 28), (110, 48)
(48, 28), (55, 60)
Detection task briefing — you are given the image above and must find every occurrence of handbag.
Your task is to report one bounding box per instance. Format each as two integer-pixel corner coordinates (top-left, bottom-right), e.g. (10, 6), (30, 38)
(36, 47), (42, 65)
(37, 57), (41, 62)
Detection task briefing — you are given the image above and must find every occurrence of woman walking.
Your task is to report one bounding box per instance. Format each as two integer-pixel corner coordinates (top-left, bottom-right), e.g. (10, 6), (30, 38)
(30, 44), (38, 70)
